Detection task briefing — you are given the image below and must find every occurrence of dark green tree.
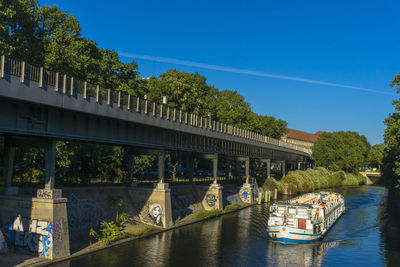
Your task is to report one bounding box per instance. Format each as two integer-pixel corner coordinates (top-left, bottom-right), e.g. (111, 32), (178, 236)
(312, 131), (370, 173)
(146, 69), (217, 116)
(0, 0), (43, 63)
(213, 89), (252, 128)
(382, 72), (400, 191)
(368, 144), (384, 171)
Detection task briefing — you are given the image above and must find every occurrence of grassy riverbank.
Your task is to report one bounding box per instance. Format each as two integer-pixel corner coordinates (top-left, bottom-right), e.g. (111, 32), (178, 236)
(263, 167), (366, 195)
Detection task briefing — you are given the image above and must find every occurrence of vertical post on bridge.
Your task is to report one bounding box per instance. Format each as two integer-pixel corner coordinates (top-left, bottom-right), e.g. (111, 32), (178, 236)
(20, 61), (25, 83)
(39, 67), (43, 88)
(55, 72), (59, 91)
(62, 74), (66, 94)
(83, 81), (87, 99)
(96, 85), (99, 102)
(0, 55), (4, 78)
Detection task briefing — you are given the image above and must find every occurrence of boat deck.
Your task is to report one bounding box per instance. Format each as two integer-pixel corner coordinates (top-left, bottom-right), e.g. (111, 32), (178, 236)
(289, 193), (339, 205)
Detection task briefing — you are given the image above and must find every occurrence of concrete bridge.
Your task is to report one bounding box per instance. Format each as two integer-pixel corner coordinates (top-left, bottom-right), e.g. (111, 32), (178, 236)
(360, 171), (382, 184)
(0, 55), (312, 260)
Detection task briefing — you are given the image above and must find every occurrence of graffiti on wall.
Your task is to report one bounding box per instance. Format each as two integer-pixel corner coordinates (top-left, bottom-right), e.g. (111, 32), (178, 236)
(6, 215), (53, 257)
(239, 188), (251, 203)
(67, 193), (105, 230)
(0, 230), (8, 253)
(205, 194), (217, 207)
(148, 203), (163, 226)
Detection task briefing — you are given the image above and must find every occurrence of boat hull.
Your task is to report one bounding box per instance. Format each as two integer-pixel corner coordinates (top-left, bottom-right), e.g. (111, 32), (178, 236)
(267, 225), (321, 243)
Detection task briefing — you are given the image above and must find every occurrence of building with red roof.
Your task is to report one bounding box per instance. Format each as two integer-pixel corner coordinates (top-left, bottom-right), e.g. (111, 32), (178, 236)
(281, 128), (323, 148)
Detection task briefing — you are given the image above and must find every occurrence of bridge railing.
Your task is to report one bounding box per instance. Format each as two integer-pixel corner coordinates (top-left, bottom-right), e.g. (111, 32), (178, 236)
(0, 55), (312, 155)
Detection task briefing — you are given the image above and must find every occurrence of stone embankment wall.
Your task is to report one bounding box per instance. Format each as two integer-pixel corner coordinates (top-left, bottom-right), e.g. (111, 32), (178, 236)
(0, 184), (241, 253)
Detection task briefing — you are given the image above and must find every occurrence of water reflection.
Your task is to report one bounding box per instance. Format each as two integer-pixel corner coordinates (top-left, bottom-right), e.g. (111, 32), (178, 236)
(56, 186), (400, 267)
(267, 241), (338, 267)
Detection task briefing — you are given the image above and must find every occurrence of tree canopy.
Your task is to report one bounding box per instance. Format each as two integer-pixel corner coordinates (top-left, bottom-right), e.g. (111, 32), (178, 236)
(312, 131), (371, 173)
(382, 72), (400, 190)
(368, 144), (384, 171)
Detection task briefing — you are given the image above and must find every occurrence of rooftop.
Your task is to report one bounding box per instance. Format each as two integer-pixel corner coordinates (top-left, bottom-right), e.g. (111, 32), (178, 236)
(286, 128), (323, 143)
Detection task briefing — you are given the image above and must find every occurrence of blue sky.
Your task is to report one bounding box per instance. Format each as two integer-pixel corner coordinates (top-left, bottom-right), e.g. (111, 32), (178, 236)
(41, 0), (400, 144)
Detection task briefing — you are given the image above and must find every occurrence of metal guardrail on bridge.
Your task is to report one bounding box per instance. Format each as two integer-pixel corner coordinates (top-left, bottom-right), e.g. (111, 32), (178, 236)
(0, 55), (312, 156)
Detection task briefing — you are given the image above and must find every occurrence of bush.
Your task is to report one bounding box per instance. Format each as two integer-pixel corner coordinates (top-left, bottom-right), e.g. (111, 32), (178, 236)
(264, 167), (366, 195)
(262, 177), (284, 193)
(118, 212), (131, 225)
(90, 220), (123, 244)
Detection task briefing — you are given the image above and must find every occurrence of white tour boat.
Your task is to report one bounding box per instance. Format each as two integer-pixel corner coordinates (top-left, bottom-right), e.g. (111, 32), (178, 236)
(267, 192), (345, 243)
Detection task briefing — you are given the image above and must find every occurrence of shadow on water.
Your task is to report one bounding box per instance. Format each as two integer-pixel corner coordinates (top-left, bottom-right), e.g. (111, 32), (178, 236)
(54, 185), (400, 267)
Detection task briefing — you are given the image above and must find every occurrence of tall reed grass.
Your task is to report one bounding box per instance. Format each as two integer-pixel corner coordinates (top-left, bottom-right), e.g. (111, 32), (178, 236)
(262, 167), (366, 195)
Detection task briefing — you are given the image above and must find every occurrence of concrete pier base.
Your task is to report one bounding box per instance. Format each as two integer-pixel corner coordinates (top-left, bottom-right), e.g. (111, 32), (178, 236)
(139, 181), (173, 228)
(239, 182), (255, 204)
(30, 190), (70, 260)
(202, 181), (224, 211)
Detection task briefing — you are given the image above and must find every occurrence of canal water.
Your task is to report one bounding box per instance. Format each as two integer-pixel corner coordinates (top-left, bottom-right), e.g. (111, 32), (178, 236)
(55, 186), (400, 267)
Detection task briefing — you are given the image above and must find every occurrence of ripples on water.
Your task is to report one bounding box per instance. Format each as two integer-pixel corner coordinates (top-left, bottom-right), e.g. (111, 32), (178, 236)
(55, 186), (400, 267)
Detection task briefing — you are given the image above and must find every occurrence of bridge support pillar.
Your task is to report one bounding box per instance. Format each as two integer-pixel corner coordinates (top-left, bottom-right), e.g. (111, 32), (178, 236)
(281, 161), (286, 177)
(157, 151), (166, 183)
(30, 138), (71, 259)
(186, 153), (194, 183)
(245, 158), (250, 183)
(202, 181), (223, 211)
(260, 159), (271, 178)
(1, 137), (18, 195)
(30, 194), (70, 259)
(212, 155), (218, 183)
(126, 153), (137, 186)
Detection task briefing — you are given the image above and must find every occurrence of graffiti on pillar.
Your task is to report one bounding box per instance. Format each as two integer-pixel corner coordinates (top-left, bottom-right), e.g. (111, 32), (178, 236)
(205, 194), (217, 207)
(6, 215), (53, 257)
(148, 203), (163, 226)
(37, 189), (51, 199)
(239, 188), (251, 203)
(53, 217), (66, 255)
(37, 189), (61, 199)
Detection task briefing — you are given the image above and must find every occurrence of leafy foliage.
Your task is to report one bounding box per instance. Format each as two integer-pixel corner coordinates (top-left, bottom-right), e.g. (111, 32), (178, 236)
(312, 131), (370, 173)
(368, 144), (384, 170)
(382, 72), (400, 192)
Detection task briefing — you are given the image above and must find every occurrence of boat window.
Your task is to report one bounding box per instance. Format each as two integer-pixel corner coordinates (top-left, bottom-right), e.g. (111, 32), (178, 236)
(297, 208), (308, 216)
(277, 206), (286, 213)
(288, 208), (296, 214)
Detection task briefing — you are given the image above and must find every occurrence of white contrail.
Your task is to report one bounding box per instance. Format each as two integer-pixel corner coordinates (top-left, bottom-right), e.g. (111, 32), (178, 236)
(118, 51), (394, 96)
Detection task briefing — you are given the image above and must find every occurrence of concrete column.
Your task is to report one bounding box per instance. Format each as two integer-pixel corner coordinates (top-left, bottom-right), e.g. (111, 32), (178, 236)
(245, 158), (250, 183)
(187, 155), (194, 183)
(2, 137), (18, 195)
(44, 139), (56, 190)
(212, 155), (218, 183)
(126, 153), (136, 186)
(157, 151), (165, 183)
